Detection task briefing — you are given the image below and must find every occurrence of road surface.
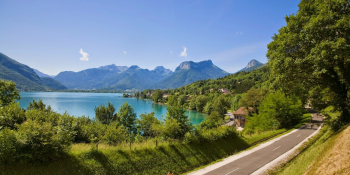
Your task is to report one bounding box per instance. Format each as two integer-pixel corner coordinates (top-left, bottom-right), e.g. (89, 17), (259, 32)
(190, 113), (323, 175)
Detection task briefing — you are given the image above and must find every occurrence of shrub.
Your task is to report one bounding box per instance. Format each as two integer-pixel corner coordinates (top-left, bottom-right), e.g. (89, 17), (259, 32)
(0, 128), (18, 164)
(0, 102), (26, 130)
(16, 119), (71, 162)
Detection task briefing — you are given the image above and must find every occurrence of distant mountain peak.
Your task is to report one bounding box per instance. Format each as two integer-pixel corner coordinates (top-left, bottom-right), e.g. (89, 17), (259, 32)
(99, 64), (128, 72)
(238, 59), (264, 73)
(176, 60), (214, 71)
(246, 59), (262, 69)
(153, 66), (173, 75)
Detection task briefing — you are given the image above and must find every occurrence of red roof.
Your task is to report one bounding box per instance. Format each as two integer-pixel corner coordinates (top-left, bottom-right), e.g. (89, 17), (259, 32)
(233, 107), (253, 115)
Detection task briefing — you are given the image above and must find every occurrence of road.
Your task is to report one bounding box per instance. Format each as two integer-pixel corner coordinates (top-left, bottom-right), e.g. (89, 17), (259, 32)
(192, 113), (323, 175)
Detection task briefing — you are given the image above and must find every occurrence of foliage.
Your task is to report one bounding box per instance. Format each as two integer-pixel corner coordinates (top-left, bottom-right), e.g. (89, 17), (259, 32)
(117, 102), (137, 134)
(195, 95), (208, 112)
(136, 112), (161, 137)
(0, 128), (18, 164)
(94, 102), (117, 125)
(198, 111), (222, 130)
(164, 105), (193, 139)
(102, 122), (128, 145)
(258, 92), (304, 128)
(0, 102), (26, 130)
(267, 0), (350, 127)
(0, 80), (20, 106)
(240, 88), (268, 114)
(27, 99), (52, 112)
(212, 95), (231, 117)
(73, 116), (93, 143)
(151, 89), (163, 103)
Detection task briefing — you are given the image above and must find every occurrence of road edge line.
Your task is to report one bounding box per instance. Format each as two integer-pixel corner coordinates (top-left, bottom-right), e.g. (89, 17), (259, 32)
(250, 123), (324, 175)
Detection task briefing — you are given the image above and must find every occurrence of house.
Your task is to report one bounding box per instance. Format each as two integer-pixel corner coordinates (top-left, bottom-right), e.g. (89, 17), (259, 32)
(163, 94), (169, 98)
(218, 88), (231, 95)
(233, 107), (252, 127)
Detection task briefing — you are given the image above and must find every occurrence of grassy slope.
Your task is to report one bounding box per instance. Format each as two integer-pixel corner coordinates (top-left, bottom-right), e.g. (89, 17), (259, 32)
(273, 124), (350, 175)
(1, 130), (286, 175)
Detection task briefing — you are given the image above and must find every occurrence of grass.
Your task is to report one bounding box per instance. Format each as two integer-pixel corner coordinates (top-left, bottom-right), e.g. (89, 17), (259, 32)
(0, 129), (288, 175)
(304, 124), (350, 174)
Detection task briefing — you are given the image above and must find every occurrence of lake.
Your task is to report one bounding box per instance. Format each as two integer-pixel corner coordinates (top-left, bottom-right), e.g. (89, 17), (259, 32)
(17, 92), (207, 125)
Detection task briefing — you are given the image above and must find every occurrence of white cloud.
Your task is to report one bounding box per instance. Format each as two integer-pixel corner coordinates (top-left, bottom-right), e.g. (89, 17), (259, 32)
(240, 32), (243, 35)
(123, 51), (127, 54)
(179, 47), (187, 57)
(170, 51), (173, 55)
(79, 48), (89, 61)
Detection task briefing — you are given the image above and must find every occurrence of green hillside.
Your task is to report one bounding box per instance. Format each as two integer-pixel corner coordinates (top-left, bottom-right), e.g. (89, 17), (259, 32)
(40, 77), (67, 90)
(0, 52), (46, 91)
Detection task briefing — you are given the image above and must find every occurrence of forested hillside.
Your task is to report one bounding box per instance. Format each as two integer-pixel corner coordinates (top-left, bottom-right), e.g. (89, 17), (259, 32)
(40, 77), (67, 90)
(0, 52), (46, 91)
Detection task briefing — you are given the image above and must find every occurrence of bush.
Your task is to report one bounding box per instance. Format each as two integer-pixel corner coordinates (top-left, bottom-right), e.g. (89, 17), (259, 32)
(102, 122), (128, 145)
(0, 128), (18, 164)
(0, 102), (26, 130)
(16, 119), (71, 162)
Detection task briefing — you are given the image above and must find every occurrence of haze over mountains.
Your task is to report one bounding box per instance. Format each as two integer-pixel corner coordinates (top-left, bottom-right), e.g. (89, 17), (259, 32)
(0, 51), (264, 91)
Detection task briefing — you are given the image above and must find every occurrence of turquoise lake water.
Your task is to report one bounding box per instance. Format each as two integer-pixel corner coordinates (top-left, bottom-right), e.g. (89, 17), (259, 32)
(17, 92), (207, 125)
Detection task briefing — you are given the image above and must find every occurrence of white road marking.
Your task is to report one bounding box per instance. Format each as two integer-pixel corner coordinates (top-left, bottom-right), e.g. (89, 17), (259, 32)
(272, 146), (281, 151)
(225, 168), (240, 175)
(297, 134), (301, 137)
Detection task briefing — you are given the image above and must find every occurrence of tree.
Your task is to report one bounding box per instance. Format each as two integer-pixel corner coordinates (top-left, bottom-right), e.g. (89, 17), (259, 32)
(258, 92), (304, 128)
(94, 102), (117, 125)
(199, 111), (222, 130)
(178, 95), (187, 106)
(240, 89), (268, 114)
(102, 122), (128, 145)
(117, 102), (137, 134)
(0, 102), (26, 130)
(212, 95), (231, 117)
(136, 112), (160, 137)
(165, 105), (192, 139)
(151, 89), (163, 103)
(267, 0), (350, 127)
(167, 95), (178, 106)
(27, 99), (52, 112)
(195, 95), (208, 113)
(189, 96), (196, 110)
(231, 94), (243, 111)
(0, 80), (20, 107)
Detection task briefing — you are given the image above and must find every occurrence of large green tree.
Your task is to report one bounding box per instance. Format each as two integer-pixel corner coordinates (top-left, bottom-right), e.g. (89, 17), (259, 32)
(94, 102), (117, 125)
(267, 0), (350, 126)
(117, 102), (137, 134)
(165, 105), (192, 139)
(136, 112), (160, 137)
(0, 80), (20, 107)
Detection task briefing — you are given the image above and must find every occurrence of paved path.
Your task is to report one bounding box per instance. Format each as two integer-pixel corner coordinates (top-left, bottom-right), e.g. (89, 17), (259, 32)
(189, 113), (323, 175)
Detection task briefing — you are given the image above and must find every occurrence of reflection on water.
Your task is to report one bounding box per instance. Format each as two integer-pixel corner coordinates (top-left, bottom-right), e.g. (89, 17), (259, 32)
(17, 92), (207, 125)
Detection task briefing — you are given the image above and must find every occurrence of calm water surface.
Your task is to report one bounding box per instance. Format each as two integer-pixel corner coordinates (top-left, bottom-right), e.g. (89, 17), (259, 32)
(17, 92), (207, 125)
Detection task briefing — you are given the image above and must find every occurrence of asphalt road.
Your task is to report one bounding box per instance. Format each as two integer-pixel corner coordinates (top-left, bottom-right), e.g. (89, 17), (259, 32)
(203, 113), (323, 175)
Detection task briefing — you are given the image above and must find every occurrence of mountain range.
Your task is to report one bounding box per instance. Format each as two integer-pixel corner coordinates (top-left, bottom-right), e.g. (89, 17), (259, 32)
(153, 60), (229, 89)
(0, 51), (264, 91)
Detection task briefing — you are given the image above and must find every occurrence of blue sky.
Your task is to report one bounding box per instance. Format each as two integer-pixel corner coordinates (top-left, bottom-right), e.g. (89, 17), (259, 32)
(0, 0), (300, 75)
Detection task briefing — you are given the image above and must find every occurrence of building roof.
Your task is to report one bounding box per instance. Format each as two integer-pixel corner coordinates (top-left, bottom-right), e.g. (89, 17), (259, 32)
(233, 107), (253, 115)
